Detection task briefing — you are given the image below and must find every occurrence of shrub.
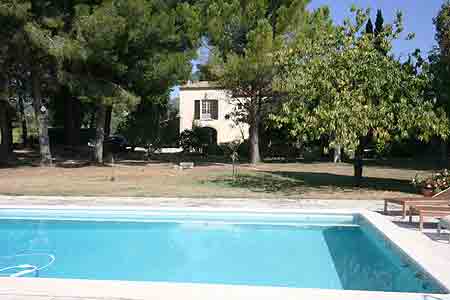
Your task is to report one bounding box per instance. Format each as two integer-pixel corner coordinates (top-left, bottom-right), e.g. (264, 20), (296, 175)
(303, 145), (322, 161)
(412, 170), (450, 194)
(178, 128), (204, 153)
(179, 127), (218, 154)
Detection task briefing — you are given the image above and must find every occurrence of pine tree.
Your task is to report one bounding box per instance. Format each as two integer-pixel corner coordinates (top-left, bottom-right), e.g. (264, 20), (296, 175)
(52, 0), (201, 163)
(203, 0), (316, 164)
(0, 0), (68, 166)
(0, 0), (201, 164)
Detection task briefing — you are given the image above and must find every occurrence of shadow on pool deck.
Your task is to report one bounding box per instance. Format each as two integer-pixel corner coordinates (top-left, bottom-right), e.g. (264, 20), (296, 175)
(211, 171), (416, 196)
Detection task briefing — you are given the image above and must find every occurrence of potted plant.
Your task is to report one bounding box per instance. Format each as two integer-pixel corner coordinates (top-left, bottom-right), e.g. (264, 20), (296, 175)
(412, 170), (450, 196)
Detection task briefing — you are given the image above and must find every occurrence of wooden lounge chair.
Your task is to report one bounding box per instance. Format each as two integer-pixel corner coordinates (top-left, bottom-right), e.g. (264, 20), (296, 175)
(384, 188), (450, 218)
(408, 205), (450, 231)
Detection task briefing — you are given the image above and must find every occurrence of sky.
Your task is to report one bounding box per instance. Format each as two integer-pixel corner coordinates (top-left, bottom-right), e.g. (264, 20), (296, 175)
(171, 1), (444, 100)
(308, 0), (444, 59)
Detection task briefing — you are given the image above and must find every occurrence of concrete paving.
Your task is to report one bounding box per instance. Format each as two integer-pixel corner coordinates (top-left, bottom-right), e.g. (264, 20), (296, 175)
(0, 195), (386, 210)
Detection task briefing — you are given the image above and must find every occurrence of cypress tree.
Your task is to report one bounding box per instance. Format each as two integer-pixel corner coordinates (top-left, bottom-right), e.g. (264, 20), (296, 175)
(375, 9), (384, 36)
(374, 9), (386, 54)
(365, 18), (374, 34)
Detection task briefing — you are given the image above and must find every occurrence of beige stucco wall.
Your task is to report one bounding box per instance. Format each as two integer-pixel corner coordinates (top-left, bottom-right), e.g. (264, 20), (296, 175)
(179, 88), (249, 144)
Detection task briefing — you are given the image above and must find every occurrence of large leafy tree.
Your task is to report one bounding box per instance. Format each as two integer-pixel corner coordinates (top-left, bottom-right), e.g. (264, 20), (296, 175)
(431, 0), (450, 163)
(435, 1), (450, 57)
(433, 2), (450, 113)
(202, 0), (312, 164)
(274, 7), (449, 184)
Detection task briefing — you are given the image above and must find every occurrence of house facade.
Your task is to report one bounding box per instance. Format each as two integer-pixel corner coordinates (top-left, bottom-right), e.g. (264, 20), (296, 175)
(179, 81), (249, 144)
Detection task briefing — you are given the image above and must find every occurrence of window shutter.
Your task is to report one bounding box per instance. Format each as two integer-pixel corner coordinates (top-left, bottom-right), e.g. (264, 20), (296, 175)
(194, 100), (200, 120)
(211, 100), (219, 120)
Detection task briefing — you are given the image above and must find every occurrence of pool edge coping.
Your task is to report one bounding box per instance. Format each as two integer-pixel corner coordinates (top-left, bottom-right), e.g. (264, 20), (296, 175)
(0, 205), (448, 300)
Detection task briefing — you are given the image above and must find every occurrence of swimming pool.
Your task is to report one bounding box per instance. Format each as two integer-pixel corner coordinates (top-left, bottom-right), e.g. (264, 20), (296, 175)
(0, 208), (446, 294)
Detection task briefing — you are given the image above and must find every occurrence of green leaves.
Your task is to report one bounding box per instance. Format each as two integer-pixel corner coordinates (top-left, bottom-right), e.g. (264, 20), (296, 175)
(430, 1), (450, 122)
(45, 0), (202, 109)
(275, 6), (449, 155)
(205, 0), (311, 57)
(435, 1), (450, 58)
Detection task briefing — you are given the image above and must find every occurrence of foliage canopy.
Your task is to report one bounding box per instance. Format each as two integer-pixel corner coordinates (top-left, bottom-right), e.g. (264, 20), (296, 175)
(273, 7), (449, 180)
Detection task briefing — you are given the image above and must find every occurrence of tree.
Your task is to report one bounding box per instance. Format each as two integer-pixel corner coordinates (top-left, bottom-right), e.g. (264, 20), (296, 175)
(0, 0), (77, 165)
(431, 1), (450, 163)
(366, 18), (374, 34)
(0, 77), (14, 163)
(213, 21), (281, 164)
(0, 43), (13, 161)
(436, 2), (450, 44)
(11, 73), (32, 147)
(274, 7), (449, 185)
(192, 63), (220, 82)
(434, 0), (450, 83)
(375, 9), (384, 36)
(53, 0), (201, 163)
(203, 0), (312, 164)
(373, 9), (387, 55)
(117, 99), (167, 153)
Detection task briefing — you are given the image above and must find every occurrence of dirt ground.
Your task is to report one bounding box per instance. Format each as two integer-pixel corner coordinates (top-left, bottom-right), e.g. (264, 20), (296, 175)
(0, 152), (434, 199)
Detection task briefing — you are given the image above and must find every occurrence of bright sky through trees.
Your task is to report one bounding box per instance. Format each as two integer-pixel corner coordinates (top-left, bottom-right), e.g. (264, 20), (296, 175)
(309, 0), (442, 58)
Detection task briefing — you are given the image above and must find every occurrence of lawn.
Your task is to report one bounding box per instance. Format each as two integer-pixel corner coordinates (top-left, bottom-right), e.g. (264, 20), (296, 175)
(0, 150), (436, 200)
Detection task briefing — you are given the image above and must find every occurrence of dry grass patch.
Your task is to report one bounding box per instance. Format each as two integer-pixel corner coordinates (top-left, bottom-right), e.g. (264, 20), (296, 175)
(0, 159), (431, 200)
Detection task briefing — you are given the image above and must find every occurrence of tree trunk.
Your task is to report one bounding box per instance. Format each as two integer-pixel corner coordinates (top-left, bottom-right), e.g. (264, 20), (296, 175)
(73, 98), (81, 145)
(64, 94), (81, 147)
(441, 139), (448, 167)
(5, 110), (12, 153)
(18, 96), (28, 146)
(89, 106), (96, 129)
(0, 73), (11, 162)
(104, 106), (112, 137)
(353, 138), (364, 186)
(31, 64), (52, 166)
(249, 108), (261, 164)
(94, 103), (106, 164)
(333, 144), (342, 163)
(64, 94), (73, 146)
(0, 102), (8, 164)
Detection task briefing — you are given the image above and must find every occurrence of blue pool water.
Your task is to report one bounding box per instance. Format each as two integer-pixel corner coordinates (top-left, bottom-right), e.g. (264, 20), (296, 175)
(0, 209), (444, 293)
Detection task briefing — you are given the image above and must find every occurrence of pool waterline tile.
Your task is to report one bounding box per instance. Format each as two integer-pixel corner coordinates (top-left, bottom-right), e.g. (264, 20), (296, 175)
(0, 206), (448, 300)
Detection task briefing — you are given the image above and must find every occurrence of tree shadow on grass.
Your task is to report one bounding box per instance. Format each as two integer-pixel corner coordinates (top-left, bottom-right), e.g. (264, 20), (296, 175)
(211, 171), (416, 196)
(363, 158), (442, 171)
(143, 153), (231, 167)
(0, 150), (40, 169)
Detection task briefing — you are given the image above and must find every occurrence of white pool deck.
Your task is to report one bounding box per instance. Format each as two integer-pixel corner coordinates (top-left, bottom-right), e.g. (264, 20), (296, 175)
(0, 196), (449, 300)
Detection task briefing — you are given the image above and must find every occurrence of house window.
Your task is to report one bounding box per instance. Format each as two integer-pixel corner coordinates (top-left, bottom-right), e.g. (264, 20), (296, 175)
(194, 100), (200, 120)
(197, 100), (218, 120)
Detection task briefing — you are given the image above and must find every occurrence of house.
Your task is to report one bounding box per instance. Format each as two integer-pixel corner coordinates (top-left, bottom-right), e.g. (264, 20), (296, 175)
(179, 81), (249, 144)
